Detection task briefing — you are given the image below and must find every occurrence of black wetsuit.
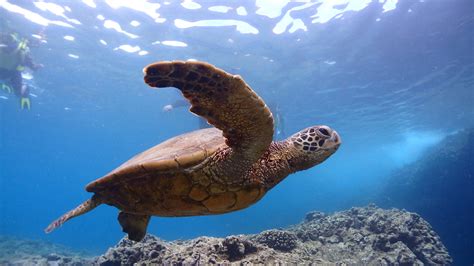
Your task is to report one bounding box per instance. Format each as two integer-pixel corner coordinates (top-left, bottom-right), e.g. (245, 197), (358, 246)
(0, 33), (38, 99)
(0, 54), (36, 98)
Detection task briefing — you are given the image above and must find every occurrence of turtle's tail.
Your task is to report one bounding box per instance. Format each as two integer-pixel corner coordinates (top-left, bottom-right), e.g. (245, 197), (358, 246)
(44, 195), (102, 233)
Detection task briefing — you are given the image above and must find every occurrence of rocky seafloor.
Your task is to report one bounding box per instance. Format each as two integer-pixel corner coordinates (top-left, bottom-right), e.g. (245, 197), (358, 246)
(0, 235), (92, 266)
(2, 205), (452, 265)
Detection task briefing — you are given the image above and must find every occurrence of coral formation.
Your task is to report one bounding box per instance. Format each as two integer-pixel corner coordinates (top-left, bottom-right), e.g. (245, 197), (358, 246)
(95, 205), (451, 265)
(253, 230), (298, 251)
(0, 206), (452, 265)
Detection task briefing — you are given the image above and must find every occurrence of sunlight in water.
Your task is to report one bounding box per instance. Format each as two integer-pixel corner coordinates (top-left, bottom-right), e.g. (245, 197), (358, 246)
(103, 19), (139, 39)
(0, 0), (73, 27)
(311, 0), (398, 23)
(113, 44), (141, 53)
(0, 0), (402, 38)
(236, 6), (248, 16)
(160, 40), (188, 47)
(130, 20), (140, 27)
(272, 2), (317, 34)
(33, 1), (81, 25)
(181, 0), (201, 10)
(174, 19), (259, 34)
(383, 131), (444, 166)
(104, 0), (164, 23)
(255, 0), (290, 18)
(81, 0), (96, 8)
(63, 35), (75, 41)
(208, 6), (232, 13)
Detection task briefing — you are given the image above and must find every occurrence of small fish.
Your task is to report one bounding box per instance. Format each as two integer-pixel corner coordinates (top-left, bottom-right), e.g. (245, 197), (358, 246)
(0, 96), (8, 100)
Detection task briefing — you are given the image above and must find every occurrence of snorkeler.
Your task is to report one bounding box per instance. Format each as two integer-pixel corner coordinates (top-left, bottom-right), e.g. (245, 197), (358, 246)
(0, 32), (42, 110)
(163, 99), (286, 138)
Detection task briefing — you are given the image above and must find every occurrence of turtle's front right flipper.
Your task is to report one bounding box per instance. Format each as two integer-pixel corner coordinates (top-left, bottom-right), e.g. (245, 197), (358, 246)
(45, 195), (102, 233)
(143, 61), (274, 179)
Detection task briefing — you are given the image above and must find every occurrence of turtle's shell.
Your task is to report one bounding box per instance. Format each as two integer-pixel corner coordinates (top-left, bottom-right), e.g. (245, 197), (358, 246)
(86, 127), (226, 192)
(85, 127), (264, 216)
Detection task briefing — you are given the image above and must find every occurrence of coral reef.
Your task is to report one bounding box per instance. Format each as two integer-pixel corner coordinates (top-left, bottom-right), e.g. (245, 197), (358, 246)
(0, 206), (452, 265)
(253, 229), (298, 252)
(95, 205), (451, 265)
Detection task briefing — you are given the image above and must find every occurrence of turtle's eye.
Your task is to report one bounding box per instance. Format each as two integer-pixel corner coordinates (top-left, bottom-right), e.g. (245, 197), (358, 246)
(318, 127), (330, 137)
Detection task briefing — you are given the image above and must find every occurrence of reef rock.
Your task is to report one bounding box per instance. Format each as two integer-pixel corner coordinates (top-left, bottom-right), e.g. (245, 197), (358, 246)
(95, 205), (452, 265)
(1, 206), (450, 265)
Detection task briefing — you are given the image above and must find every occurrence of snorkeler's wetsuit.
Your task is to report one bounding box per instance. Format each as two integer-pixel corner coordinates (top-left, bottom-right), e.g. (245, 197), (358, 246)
(0, 33), (39, 106)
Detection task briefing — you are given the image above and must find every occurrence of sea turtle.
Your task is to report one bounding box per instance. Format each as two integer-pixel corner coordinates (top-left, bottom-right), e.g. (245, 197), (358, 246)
(45, 61), (341, 241)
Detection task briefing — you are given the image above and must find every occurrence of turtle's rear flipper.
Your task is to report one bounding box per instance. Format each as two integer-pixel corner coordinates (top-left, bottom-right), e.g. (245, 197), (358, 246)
(118, 212), (150, 241)
(45, 195), (102, 233)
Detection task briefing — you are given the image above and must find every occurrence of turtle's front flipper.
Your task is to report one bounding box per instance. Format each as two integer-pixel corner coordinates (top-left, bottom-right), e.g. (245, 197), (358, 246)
(45, 195), (102, 233)
(118, 212), (150, 241)
(143, 61), (274, 177)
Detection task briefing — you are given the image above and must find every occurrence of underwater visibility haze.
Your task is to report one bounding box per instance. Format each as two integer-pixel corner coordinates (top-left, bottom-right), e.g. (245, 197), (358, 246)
(0, 0), (473, 264)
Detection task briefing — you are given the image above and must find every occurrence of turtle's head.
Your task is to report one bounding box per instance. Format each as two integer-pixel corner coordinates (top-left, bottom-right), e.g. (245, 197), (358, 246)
(286, 125), (341, 172)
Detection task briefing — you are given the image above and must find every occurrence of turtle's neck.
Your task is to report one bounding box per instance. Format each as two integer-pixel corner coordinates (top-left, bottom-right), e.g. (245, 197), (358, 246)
(248, 140), (294, 191)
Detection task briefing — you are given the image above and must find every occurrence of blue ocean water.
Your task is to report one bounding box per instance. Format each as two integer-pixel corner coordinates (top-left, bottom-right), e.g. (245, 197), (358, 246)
(0, 0), (472, 263)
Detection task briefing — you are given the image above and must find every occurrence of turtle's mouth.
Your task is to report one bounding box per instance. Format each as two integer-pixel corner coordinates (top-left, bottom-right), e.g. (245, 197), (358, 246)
(332, 130), (341, 144)
(321, 130), (341, 151)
